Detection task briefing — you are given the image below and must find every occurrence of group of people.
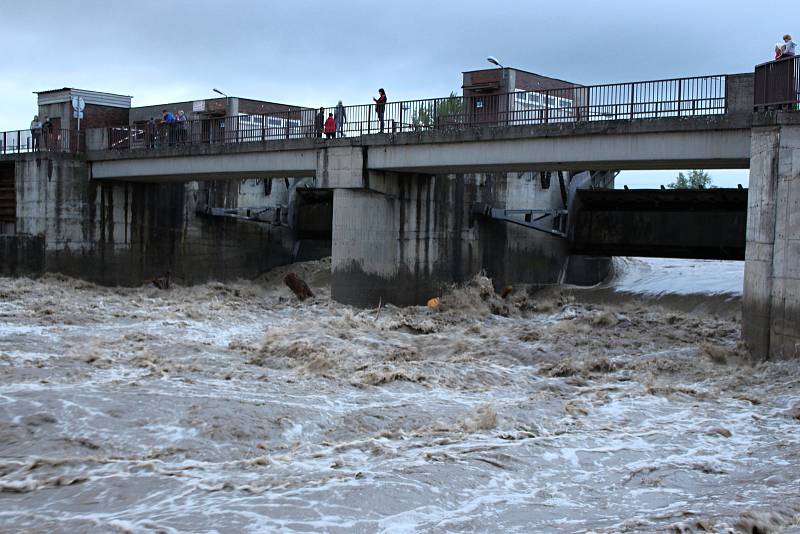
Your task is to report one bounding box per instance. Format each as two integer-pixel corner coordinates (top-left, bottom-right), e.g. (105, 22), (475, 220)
(315, 88), (388, 138)
(29, 115), (54, 151)
(774, 34), (796, 59)
(147, 109), (189, 147)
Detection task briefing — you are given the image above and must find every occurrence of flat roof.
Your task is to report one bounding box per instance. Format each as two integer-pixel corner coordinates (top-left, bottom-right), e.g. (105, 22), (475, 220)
(131, 97), (312, 111)
(35, 88), (132, 108)
(35, 87), (132, 97)
(462, 67), (582, 86)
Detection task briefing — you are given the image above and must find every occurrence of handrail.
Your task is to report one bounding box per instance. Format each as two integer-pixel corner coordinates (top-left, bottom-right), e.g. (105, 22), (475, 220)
(100, 73), (729, 151)
(0, 128), (84, 155)
(754, 56), (799, 110)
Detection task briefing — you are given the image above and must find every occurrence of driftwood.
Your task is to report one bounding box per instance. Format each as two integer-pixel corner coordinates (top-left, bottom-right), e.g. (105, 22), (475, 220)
(149, 271), (171, 290)
(283, 272), (314, 300)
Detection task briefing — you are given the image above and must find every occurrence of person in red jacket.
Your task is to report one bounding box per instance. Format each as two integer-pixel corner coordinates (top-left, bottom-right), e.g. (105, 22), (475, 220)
(324, 113), (337, 139)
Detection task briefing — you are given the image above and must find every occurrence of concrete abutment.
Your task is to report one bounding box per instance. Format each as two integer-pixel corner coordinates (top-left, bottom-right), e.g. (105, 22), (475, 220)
(3, 153), (308, 284)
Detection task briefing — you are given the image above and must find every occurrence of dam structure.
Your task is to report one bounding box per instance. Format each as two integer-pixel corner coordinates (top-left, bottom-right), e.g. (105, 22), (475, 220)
(0, 61), (798, 360)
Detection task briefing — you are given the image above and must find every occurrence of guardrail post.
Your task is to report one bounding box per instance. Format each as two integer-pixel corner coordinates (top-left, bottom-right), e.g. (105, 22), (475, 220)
(629, 83), (635, 119)
(17, 131), (21, 153)
(2, 132), (6, 154)
(399, 106), (403, 132)
(544, 92), (549, 124)
(677, 79), (682, 117)
(367, 108), (372, 134)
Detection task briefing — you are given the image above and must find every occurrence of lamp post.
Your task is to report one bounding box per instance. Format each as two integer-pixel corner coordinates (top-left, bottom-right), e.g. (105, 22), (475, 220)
(487, 56), (509, 124)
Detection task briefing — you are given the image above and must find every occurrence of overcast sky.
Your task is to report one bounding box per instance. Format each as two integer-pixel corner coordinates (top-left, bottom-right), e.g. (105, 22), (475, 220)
(3, 0), (794, 186)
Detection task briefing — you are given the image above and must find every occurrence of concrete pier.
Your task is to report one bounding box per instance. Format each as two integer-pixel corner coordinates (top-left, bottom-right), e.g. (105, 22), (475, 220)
(320, 147), (606, 306)
(744, 115), (800, 359)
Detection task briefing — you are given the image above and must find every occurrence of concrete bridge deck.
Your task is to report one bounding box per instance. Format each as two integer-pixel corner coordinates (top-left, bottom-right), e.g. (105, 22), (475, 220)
(87, 113), (753, 182)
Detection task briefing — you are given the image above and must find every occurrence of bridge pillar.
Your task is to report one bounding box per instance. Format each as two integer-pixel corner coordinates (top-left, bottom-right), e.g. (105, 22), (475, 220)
(744, 122), (800, 359)
(319, 147), (600, 306)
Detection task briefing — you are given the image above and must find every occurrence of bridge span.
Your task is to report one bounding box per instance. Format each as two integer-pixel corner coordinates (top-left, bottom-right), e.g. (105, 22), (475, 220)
(1, 65), (799, 360)
(87, 114), (752, 182)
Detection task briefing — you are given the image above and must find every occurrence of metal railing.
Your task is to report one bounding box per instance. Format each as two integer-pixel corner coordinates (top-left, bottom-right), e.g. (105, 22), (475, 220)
(102, 74), (728, 151)
(754, 56), (799, 110)
(0, 129), (84, 155)
(108, 110), (320, 150)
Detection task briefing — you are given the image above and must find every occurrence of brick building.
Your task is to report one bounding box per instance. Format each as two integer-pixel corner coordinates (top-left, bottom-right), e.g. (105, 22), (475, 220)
(35, 88), (132, 132)
(461, 67), (585, 124)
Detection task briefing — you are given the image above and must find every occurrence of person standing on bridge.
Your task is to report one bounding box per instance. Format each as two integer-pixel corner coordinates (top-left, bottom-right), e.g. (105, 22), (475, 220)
(30, 115), (41, 151)
(374, 88), (387, 133)
(335, 100), (347, 138)
(324, 113), (337, 139)
(314, 107), (325, 138)
(176, 110), (189, 144)
(41, 117), (53, 150)
(146, 117), (157, 148)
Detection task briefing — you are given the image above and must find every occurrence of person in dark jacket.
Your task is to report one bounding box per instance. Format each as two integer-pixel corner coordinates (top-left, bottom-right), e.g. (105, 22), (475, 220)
(373, 88), (387, 133)
(146, 117), (157, 148)
(324, 113), (337, 139)
(314, 107), (325, 138)
(41, 117), (53, 150)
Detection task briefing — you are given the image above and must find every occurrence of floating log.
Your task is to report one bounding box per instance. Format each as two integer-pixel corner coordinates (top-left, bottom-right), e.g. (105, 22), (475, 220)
(284, 272), (314, 300)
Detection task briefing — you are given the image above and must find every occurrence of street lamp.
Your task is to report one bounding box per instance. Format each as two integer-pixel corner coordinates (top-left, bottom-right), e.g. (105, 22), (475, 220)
(487, 56), (504, 69)
(487, 57), (509, 123)
(212, 88), (228, 97)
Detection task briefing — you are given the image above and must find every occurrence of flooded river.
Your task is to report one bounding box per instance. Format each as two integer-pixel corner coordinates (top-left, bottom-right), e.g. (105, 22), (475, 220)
(0, 258), (798, 533)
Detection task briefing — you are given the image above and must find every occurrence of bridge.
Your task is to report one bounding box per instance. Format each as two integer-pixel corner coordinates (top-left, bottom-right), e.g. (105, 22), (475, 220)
(1, 61), (799, 360)
(85, 73), (753, 181)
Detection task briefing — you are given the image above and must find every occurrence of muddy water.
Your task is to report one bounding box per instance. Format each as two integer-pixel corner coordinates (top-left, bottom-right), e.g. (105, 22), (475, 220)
(0, 259), (799, 533)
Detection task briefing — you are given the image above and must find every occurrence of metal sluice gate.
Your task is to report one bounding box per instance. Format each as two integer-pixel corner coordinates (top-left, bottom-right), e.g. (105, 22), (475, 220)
(474, 204), (568, 237)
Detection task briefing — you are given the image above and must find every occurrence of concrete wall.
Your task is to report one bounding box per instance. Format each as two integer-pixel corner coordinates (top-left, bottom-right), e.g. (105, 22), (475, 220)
(11, 153), (298, 285)
(744, 121), (800, 359)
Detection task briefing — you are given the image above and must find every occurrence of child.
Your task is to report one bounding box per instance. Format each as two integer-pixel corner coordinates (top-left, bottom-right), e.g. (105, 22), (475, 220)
(324, 113), (336, 139)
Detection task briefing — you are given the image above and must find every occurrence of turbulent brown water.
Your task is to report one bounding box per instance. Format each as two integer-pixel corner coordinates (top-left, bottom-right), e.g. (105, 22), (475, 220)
(1, 259), (799, 533)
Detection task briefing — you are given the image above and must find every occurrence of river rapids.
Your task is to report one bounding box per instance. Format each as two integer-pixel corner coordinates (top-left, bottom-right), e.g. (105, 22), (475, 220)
(0, 258), (798, 533)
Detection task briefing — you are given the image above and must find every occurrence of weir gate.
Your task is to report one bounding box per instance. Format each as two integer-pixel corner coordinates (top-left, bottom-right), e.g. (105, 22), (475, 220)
(0, 62), (798, 359)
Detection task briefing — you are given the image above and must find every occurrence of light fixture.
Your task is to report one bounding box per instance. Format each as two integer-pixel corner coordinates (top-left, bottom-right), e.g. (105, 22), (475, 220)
(487, 56), (504, 68)
(212, 88), (228, 97)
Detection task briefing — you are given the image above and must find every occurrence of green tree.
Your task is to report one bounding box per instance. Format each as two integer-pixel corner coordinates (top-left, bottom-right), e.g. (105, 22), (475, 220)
(412, 92), (464, 131)
(667, 170), (714, 189)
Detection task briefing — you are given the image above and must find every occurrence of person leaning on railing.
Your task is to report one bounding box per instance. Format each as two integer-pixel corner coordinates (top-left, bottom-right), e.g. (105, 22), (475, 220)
(778, 34), (796, 59)
(30, 115), (41, 151)
(161, 109), (176, 146)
